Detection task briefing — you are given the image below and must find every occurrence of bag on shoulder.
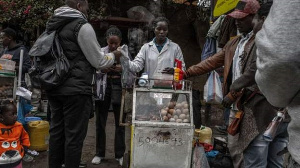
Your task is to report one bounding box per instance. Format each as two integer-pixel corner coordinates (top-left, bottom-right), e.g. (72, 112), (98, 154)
(28, 19), (86, 90)
(227, 110), (244, 136)
(28, 31), (69, 90)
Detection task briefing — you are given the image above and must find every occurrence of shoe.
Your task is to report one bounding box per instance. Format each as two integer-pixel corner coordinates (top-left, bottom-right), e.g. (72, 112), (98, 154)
(79, 161), (87, 168)
(215, 125), (227, 134)
(116, 157), (123, 166)
(91, 156), (102, 164)
(23, 153), (34, 162)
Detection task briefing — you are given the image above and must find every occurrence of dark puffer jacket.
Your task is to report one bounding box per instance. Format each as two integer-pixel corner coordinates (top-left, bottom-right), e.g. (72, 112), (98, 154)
(45, 16), (94, 96)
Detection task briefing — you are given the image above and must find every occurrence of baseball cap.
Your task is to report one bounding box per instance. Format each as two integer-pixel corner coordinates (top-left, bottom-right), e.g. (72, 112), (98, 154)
(228, 0), (260, 19)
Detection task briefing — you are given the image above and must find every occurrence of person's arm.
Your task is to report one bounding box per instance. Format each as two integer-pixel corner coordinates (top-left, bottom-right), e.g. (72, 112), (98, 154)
(21, 127), (30, 148)
(184, 46), (225, 78)
(77, 23), (115, 70)
(255, 0), (300, 107)
(120, 44), (146, 73)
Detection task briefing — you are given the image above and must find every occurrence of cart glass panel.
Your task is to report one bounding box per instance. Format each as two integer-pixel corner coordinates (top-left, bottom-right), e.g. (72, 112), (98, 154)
(134, 91), (191, 123)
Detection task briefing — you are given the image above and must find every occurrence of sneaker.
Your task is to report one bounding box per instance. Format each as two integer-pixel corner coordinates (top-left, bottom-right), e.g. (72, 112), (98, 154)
(23, 153), (34, 162)
(116, 157), (123, 166)
(91, 156), (102, 165)
(79, 161), (87, 168)
(215, 125), (227, 134)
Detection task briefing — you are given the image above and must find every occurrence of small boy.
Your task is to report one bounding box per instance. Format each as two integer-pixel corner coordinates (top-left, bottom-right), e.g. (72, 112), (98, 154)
(0, 101), (30, 168)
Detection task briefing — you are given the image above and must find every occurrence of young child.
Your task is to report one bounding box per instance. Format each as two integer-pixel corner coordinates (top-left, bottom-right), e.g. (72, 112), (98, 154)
(0, 101), (30, 168)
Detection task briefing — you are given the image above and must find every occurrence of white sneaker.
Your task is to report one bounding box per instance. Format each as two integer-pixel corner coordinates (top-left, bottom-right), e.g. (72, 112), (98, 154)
(91, 156), (102, 165)
(116, 157), (123, 166)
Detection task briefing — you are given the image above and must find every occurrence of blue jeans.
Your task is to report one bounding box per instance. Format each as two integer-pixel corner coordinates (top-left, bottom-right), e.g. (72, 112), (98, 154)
(243, 122), (289, 168)
(224, 108), (230, 126)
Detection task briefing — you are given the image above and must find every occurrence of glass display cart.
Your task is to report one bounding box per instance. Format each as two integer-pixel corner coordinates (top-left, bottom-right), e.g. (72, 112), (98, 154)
(120, 78), (194, 168)
(0, 59), (17, 102)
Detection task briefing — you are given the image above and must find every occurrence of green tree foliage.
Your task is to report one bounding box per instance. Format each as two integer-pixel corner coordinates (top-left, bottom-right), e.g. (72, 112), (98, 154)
(0, 0), (107, 34)
(0, 0), (63, 33)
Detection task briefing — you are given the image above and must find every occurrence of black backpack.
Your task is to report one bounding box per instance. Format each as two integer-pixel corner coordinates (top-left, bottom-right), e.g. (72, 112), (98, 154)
(28, 21), (85, 90)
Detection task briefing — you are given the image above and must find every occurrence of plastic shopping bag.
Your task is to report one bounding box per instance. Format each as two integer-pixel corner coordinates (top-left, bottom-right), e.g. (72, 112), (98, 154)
(201, 37), (217, 61)
(203, 71), (223, 104)
(192, 144), (210, 168)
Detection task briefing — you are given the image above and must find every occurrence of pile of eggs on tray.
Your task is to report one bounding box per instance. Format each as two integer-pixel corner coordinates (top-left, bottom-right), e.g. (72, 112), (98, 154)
(160, 101), (190, 123)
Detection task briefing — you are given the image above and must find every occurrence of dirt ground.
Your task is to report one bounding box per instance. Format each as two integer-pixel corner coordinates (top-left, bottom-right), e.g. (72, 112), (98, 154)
(23, 112), (125, 168)
(23, 105), (225, 168)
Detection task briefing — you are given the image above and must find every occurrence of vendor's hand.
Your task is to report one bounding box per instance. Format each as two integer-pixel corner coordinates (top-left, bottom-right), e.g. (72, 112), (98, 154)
(113, 50), (122, 63)
(1, 54), (13, 60)
(183, 71), (187, 79)
(222, 94), (235, 108)
(110, 64), (122, 73)
(162, 67), (174, 74)
(101, 68), (111, 73)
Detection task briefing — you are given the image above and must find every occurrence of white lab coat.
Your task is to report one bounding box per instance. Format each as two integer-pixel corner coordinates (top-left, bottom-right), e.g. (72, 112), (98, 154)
(121, 38), (186, 78)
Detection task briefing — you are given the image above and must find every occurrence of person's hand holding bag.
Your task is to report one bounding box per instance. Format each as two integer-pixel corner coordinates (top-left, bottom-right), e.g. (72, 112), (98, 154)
(222, 94), (235, 108)
(222, 91), (243, 108)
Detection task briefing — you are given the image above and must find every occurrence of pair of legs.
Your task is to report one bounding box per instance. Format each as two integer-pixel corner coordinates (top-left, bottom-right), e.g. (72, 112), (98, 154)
(192, 89), (202, 129)
(243, 122), (289, 168)
(94, 79), (125, 159)
(48, 95), (92, 168)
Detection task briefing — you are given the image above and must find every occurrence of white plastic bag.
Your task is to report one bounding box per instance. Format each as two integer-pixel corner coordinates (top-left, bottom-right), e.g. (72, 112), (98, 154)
(203, 71), (223, 104)
(16, 87), (32, 100)
(192, 145), (210, 168)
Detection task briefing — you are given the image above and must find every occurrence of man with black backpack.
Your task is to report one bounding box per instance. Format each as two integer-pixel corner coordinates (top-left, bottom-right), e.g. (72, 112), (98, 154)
(42, 0), (122, 168)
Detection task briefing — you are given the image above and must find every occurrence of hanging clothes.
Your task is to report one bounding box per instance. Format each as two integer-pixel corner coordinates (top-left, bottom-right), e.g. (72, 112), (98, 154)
(218, 15), (237, 48)
(207, 15), (226, 39)
(201, 37), (217, 61)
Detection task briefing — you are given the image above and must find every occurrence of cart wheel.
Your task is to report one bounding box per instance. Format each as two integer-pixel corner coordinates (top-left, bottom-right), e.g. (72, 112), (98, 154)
(122, 152), (130, 168)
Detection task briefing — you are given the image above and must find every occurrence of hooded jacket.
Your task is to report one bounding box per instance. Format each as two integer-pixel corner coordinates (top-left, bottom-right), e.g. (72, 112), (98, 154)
(255, 0), (300, 164)
(45, 6), (114, 95)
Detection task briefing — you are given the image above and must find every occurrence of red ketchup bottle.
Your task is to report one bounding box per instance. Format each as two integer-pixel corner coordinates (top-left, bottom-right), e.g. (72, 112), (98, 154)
(173, 59), (183, 89)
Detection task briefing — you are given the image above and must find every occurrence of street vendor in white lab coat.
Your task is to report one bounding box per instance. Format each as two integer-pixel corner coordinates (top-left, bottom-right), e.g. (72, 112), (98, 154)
(120, 17), (186, 77)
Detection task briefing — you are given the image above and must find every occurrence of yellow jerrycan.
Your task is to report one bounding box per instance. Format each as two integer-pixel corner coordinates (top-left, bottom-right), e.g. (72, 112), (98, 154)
(28, 120), (50, 151)
(194, 126), (212, 144)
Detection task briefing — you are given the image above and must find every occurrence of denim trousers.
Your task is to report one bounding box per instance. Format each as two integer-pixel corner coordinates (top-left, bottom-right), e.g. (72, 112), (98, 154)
(94, 78), (125, 159)
(48, 94), (92, 168)
(243, 122), (289, 168)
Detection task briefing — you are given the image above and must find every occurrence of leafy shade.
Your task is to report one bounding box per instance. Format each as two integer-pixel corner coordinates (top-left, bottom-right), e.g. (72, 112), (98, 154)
(0, 0), (107, 34)
(0, 0), (63, 33)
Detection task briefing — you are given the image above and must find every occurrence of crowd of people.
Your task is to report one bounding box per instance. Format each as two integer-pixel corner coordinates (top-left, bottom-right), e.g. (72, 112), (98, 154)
(0, 0), (299, 168)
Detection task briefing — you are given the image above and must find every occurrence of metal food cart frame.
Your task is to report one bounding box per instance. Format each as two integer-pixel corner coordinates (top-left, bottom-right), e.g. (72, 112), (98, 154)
(120, 79), (195, 168)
